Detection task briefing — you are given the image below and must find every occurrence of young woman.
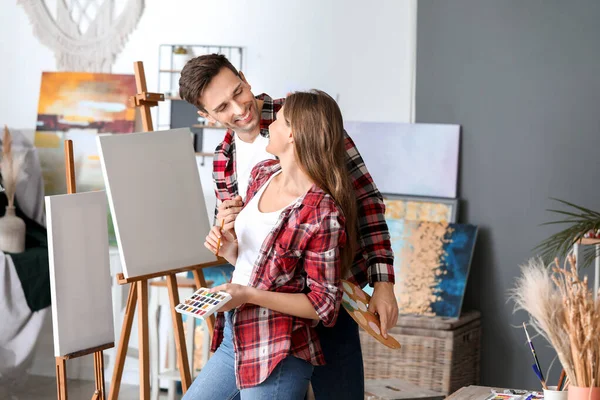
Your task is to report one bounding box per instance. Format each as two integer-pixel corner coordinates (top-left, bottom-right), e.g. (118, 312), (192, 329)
(182, 90), (357, 399)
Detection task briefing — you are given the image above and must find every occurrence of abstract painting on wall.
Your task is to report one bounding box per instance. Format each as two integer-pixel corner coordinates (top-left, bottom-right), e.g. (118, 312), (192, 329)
(344, 122), (460, 198)
(383, 194), (459, 223)
(34, 72), (137, 195)
(387, 220), (478, 318)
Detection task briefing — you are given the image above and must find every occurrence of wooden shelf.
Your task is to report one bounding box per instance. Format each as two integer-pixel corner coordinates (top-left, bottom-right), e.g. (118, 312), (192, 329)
(165, 96), (181, 101)
(578, 238), (600, 245)
(159, 69), (182, 73)
(195, 152), (214, 157)
(192, 124), (228, 130)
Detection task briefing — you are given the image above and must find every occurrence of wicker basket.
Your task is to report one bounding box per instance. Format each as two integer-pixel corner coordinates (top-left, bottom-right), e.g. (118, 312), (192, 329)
(360, 310), (481, 396)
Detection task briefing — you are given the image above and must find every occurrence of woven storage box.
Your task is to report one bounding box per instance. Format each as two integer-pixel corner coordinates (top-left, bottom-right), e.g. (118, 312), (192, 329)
(360, 310), (481, 396)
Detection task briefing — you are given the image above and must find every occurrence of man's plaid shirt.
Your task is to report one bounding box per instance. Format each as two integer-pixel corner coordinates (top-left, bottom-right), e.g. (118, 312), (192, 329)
(211, 159), (346, 388)
(212, 93), (395, 288)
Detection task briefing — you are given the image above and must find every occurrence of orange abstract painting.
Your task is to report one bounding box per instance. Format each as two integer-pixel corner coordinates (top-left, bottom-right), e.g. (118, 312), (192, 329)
(37, 72), (136, 132)
(34, 72), (137, 195)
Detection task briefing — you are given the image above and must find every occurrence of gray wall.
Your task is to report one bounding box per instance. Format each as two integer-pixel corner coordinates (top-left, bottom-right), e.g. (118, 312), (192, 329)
(416, 0), (600, 390)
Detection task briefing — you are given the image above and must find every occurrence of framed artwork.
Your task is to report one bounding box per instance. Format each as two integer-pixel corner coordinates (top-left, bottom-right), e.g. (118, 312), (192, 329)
(383, 194), (459, 223)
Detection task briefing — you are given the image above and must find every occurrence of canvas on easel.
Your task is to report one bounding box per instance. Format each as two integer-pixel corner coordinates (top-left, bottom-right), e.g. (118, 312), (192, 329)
(103, 61), (223, 400)
(46, 190), (114, 356)
(96, 128), (215, 278)
(45, 140), (114, 400)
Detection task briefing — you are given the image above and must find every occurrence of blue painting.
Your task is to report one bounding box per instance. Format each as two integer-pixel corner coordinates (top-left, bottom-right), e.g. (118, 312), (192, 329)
(366, 220), (477, 318)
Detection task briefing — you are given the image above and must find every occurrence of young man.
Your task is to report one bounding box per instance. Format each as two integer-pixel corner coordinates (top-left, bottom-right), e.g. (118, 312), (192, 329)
(179, 54), (398, 399)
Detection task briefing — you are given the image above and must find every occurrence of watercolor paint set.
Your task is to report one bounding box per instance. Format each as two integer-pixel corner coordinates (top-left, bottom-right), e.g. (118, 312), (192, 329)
(175, 288), (232, 320)
(484, 389), (543, 400)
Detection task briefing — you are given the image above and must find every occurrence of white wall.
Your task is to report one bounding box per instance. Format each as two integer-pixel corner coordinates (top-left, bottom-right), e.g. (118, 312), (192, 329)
(0, 0), (416, 382)
(1, 0), (416, 129)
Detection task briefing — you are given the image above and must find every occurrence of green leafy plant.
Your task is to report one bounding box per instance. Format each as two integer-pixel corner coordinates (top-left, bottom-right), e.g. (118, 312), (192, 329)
(535, 198), (600, 268)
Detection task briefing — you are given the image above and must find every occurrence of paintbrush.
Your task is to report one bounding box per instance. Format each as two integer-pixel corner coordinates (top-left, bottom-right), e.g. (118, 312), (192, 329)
(523, 322), (548, 390)
(215, 218), (225, 257)
(557, 369), (566, 391)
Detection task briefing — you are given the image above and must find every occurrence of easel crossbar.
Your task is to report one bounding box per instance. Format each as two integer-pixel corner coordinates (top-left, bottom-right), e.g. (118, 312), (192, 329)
(116, 258), (226, 284)
(60, 342), (114, 360)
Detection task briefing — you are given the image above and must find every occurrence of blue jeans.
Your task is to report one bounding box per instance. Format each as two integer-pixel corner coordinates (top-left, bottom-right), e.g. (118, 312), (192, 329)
(182, 312), (313, 400)
(310, 309), (364, 399)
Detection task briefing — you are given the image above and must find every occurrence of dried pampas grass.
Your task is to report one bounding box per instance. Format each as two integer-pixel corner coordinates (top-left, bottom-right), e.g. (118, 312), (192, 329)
(1, 126), (25, 208)
(510, 256), (600, 388)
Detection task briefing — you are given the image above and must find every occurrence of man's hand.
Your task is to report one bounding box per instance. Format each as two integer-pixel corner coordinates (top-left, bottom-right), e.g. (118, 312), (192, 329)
(368, 282), (398, 338)
(217, 195), (244, 232)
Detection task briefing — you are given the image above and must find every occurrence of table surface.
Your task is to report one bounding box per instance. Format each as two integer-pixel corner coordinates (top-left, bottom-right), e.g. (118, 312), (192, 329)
(446, 386), (522, 400)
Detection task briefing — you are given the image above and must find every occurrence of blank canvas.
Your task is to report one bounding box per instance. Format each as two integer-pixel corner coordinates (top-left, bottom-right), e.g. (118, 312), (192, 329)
(344, 122), (460, 198)
(46, 190), (114, 357)
(97, 128), (216, 279)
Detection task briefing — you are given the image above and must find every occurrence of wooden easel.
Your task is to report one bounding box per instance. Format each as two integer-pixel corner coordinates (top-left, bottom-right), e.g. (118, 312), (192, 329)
(108, 61), (223, 400)
(55, 140), (114, 400)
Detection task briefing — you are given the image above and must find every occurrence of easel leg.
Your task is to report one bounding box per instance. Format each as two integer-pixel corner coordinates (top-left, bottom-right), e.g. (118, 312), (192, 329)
(108, 283), (138, 400)
(93, 351), (106, 400)
(55, 357), (68, 400)
(138, 280), (150, 400)
(192, 269), (215, 336)
(166, 274), (192, 392)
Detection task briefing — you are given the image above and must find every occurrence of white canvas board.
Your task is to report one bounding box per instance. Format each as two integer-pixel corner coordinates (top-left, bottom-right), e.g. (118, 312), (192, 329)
(344, 122), (460, 198)
(46, 190), (114, 357)
(97, 128), (216, 279)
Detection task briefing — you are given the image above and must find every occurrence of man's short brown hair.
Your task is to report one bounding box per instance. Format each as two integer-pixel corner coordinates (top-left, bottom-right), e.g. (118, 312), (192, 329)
(178, 54), (240, 112)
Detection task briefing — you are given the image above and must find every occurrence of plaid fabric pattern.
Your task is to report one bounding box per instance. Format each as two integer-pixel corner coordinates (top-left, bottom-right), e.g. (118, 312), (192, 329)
(211, 93), (395, 288)
(211, 160), (346, 388)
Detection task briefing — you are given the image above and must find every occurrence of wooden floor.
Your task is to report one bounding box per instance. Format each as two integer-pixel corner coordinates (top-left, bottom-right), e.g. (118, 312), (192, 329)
(0, 374), (182, 400)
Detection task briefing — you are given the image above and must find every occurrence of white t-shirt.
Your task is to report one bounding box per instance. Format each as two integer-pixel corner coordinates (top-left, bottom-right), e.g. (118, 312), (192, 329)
(231, 170), (296, 286)
(234, 133), (274, 201)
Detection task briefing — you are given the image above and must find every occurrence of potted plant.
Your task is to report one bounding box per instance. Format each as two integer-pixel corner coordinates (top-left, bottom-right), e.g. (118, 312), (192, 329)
(536, 198), (600, 268)
(172, 46), (193, 71)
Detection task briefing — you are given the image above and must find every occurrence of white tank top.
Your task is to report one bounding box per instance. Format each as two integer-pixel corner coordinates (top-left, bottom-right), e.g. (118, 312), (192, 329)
(231, 170), (297, 286)
(234, 133), (275, 201)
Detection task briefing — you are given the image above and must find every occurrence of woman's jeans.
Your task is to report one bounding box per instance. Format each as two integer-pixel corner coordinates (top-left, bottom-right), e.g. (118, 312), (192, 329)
(182, 311), (313, 400)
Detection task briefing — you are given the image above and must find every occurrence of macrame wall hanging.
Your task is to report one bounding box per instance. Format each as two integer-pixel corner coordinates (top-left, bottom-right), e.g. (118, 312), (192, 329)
(18, 0), (145, 72)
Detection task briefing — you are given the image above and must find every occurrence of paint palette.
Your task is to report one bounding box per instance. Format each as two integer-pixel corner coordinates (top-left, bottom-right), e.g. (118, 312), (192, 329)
(175, 288), (232, 320)
(341, 279), (401, 349)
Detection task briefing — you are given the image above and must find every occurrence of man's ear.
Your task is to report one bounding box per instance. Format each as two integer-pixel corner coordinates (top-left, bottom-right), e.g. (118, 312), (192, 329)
(197, 110), (217, 124)
(239, 71), (251, 89)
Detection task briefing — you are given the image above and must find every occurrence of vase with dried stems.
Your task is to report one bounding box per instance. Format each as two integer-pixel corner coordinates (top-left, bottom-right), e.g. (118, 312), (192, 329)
(511, 256), (600, 400)
(0, 126), (26, 253)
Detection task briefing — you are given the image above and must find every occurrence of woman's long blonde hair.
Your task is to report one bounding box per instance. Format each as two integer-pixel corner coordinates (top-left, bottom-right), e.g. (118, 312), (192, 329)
(284, 90), (357, 274)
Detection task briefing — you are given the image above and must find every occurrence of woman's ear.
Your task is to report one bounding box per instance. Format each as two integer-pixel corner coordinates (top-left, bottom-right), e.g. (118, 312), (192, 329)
(288, 130), (294, 144)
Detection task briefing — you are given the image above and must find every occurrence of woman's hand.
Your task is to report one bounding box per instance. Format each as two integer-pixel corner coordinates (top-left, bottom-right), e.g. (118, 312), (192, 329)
(210, 283), (254, 312)
(204, 225), (238, 265)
